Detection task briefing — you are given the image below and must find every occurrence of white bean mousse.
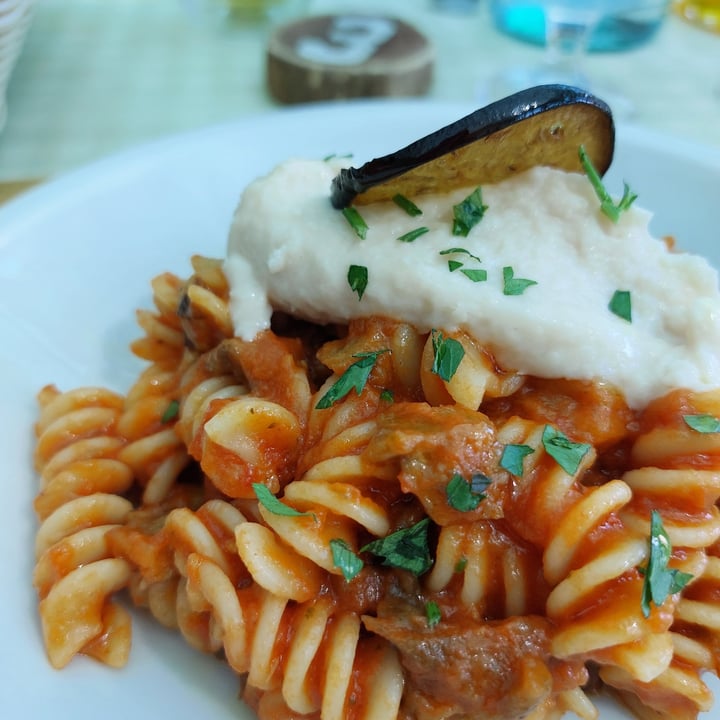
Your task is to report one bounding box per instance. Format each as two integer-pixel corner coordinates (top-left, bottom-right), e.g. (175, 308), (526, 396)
(225, 158), (720, 409)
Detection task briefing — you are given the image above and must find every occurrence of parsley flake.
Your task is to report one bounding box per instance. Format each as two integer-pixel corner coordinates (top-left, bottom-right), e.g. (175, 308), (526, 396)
(579, 145), (637, 223)
(347, 264), (368, 300)
(161, 399), (180, 423)
(380, 388), (395, 403)
(500, 444), (534, 477)
(452, 187), (487, 236)
(315, 349), (389, 409)
(330, 538), (364, 581)
(425, 600), (442, 628)
(448, 263), (487, 280)
(609, 290), (632, 322)
(541, 425), (591, 475)
(460, 268), (488, 283)
(503, 266), (537, 296)
(430, 330), (465, 382)
(683, 414), (720, 433)
(361, 518), (433, 576)
(397, 226), (429, 243)
(640, 510), (693, 618)
(446, 473), (490, 512)
(454, 557), (468, 573)
(342, 206), (368, 239)
(393, 193), (423, 217)
(439, 247), (482, 263)
(253, 483), (314, 519)
(441, 248), (486, 283)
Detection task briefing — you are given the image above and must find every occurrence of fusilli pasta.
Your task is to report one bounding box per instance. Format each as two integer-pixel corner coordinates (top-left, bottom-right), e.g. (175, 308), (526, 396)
(31, 257), (720, 720)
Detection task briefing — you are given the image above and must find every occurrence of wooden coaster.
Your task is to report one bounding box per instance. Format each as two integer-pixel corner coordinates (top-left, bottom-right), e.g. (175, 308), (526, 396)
(266, 14), (434, 104)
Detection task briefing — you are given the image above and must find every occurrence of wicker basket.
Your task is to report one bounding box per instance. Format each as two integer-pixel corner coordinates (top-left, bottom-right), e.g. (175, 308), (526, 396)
(0, 0), (34, 131)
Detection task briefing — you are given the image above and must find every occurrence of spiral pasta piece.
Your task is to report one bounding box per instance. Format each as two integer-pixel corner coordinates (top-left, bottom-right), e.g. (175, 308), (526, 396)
(598, 390), (720, 716)
(235, 403), (382, 582)
(178, 255), (234, 353)
(125, 498), (251, 650)
(623, 390), (720, 549)
(174, 331), (315, 498)
(34, 385), (127, 482)
(176, 364), (248, 451)
(156, 499), (403, 720)
(130, 271), (187, 365)
(130, 256), (234, 365)
(200, 396), (302, 498)
(420, 329), (524, 409)
(120, 256), (238, 503)
(599, 567), (714, 719)
(33, 384), (135, 668)
(495, 416), (674, 685)
(272, 390), (400, 573)
(425, 520), (548, 616)
(185, 555), (403, 720)
(115, 363), (191, 504)
(235, 520), (325, 601)
(243, 606), (404, 720)
(105, 498), (195, 630)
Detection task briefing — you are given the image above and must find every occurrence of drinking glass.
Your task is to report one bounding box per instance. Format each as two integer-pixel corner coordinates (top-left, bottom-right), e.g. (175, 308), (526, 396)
(486, 1), (670, 112)
(491, 0), (670, 51)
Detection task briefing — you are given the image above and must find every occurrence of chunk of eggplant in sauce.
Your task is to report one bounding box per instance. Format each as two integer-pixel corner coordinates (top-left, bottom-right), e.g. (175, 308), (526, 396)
(330, 84), (614, 209)
(364, 607), (586, 720)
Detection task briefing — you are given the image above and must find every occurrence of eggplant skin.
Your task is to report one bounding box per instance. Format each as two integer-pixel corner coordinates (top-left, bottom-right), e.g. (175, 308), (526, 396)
(330, 84), (615, 209)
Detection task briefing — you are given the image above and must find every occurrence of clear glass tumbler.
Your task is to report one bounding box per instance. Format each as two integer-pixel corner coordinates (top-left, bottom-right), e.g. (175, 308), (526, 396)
(490, 0), (671, 51)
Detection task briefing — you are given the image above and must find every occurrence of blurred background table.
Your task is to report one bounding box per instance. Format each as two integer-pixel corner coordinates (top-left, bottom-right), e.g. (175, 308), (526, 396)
(0, 0), (718, 193)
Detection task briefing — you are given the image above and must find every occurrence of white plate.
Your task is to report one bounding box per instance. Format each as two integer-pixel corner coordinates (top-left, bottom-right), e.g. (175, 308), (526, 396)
(1, 99), (719, 720)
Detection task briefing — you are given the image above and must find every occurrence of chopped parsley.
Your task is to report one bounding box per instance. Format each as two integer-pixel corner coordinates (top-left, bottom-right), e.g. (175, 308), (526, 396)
(579, 145), (637, 223)
(459, 268), (488, 283)
(500, 444), (534, 477)
(361, 517), (433, 576)
(425, 600), (442, 628)
(454, 557), (468, 573)
(397, 226), (429, 243)
(342, 206), (368, 239)
(330, 538), (364, 581)
(441, 248), (487, 282)
(315, 349), (389, 409)
(452, 187), (487, 236)
(253, 483), (315, 519)
(439, 247), (482, 263)
(541, 425), (591, 475)
(430, 330), (465, 382)
(161, 399), (180, 423)
(331, 519), (435, 581)
(393, 193), (423, 217)
(347, 264), (368, 300)
(609, 290), (632, 322)
(446, 473), (490, 511)
(683, 414), (720, 433)
(502, 266), (537, 296)
(639, 510), (693, 618)
(380, 388), (395, 403)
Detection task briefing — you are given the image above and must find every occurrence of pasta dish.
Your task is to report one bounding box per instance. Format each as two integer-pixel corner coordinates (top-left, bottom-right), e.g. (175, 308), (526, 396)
(31, 99), (720, 720)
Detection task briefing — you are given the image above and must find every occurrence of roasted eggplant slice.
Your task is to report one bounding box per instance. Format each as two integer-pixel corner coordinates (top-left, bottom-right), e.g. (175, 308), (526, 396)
(330, 84), (614, 209)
